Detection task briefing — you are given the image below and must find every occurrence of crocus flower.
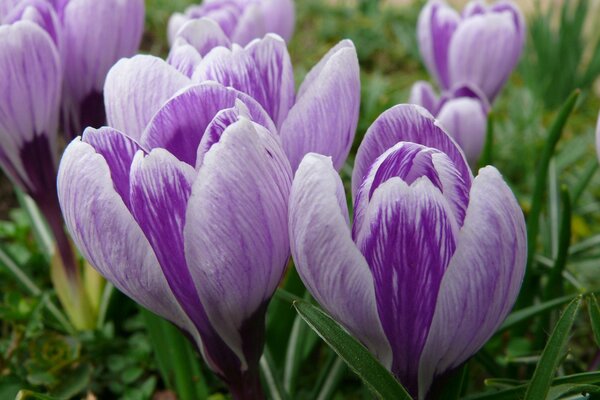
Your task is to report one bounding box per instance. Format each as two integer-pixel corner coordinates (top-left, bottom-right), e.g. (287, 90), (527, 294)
(417, 0), (525, 103)
(169, 22), (360, 171)
(58, 55), (293, 399)
(290, 104), (526, 399)
(168, 0), (295, 47)
(410, 81), (489, 164)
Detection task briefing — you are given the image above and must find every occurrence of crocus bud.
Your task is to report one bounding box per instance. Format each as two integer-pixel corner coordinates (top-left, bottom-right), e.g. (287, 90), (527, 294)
(410, 81), (489, 165)
(179, 28), (360, 172)
(291, 104), (526, 399)
(59, 55), (292, 399)
(417, 0), (525, 102)
(3, 0), (62, 47)
(59, 0), (145, 138)
(168, 0), (295, 47)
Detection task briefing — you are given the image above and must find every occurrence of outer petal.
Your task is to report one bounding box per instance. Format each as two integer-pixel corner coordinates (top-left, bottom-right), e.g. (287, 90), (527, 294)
(437, 97), (487, 165)
(290, 153), (392, 366)
(0, 0), (20, 19)
(280, 40), (360, 171)
(448, 11), (523, 102)
(140, 82), (276, 167)
(0, 21), (61, 194)
(193, 34), (294, 128)
(57, 138), (194, 337)
(167, 12), (189, 46)
(184, 118), (292, 366)
(231, 3), (264, 46)
(417, 0), (460, 90)
(260, 0), (295, 41)
(352, 104), (472, 200)
(60, 0), (145, 136)
(167, 42), (204, 78)
(170, 18), (232, 58)
(4, 0), (62, 47)
(409, 81), (441, 114)
(104, 55), (191, 141)
(418, 167), (526, 399)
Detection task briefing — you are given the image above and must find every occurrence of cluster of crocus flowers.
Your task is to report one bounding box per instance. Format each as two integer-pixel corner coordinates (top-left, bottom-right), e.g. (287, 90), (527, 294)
(290, 105), (527, 399)
(168, 0), (295, 47)
(0, 0), (144, 329)
(412, 0), (525, 163)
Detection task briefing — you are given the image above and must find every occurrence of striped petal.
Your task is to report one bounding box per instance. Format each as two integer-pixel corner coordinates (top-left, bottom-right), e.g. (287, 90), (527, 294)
(260, 0), (295, 42)
(290, 153), (392, 366)
(409, 81), (441, 114)
(171, 18), (232, 58)
(280, 40), (360, 171)
(418, 166), (526, 398)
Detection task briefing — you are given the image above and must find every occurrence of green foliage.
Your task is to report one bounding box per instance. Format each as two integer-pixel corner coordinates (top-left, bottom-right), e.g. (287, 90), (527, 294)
(521, 0), (600, 109)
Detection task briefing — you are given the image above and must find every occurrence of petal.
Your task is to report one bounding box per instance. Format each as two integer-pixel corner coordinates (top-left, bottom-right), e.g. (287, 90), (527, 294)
(260, 0), (295, 41)
(280, 40), (360, 171)
(490, 1), (526, 45)
(104, 55), (191, 141)
(358, 176), (458, 396)
(193, 34), (294, 129)
(290, 153), (392, 366)
(57, 138), (194, 337)
(60, 0), (145, 132)
(4, 0), (62, 47)
(167, 12), (189, 46)
(167, 41), (203, 78)
(81, 127), (145, 209)
(437, 97), (488, 165)
(0, 0), (20, 19)
(184, 118), (292, 366)
(417, 1), (460, 90)
(0, 21), (61, 194)
(140, 82), (276, 167)
(448, 11), (524, 102)
(418, 167), (526, 398)
(171, 18), (232, 58)
(231, 3), (265, 46)
(409, 81), (441, 114)
(352, 104), (472, 201)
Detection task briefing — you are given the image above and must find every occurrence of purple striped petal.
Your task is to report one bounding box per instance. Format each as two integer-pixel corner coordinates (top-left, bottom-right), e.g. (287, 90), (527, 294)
(184, 118), (292, 367)
(357, 176), (459, 396)
(280, 40), (360, 172)
(3, 0), (62, 47)
(170, 18), (232, 58)
(417, 1), (460, 90)
(193, 34), (294, 128)
(104, 55), (191, 141)
(260, 0), (295, 42)
(448, 10), (524, 102)
(0, 0), (20, 19)
(0, 21), (61, 195)
(290, 153), (392, 366)
(60, 0), (145, 137)
(409, 81), (441, 114)
(352, 104), (472, 201)
(418, 166), (526, 398)
(140, 82), (276, 167)
(231, 3), (264, 46)
(57, 139), (194, 338)
(167, 42), (204, 78)
(437, 97), (488, 165)
(490, 1), (526, 44)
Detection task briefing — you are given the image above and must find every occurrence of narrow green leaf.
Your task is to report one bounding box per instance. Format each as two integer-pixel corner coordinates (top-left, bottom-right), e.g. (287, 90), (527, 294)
(588, 294), (600, 348)
(543, 186), (571, 301)
(498, 293), (577, 334)
(572, 162), (598, 206)
(547, 384), (600, 399)
(521, 90), (580, 305)
(524, 296), (582, 400)
(315, 357), (346, 400)
(259, 347), (289, 400)
(141, 308), (208, 400)
(15, 391), (58, 400)
(293, 301), (412, 400)
(479, 112), (494, 168)
(283, 311), (310, 395)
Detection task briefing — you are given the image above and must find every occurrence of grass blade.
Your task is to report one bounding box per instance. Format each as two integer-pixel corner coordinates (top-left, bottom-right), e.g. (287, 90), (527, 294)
(293, 300), (412, 400)
(479, 112), (494, 168)
(588, 294), (600, 348)
(498, 293), (576, 334)
(260, 347), (289, 400)
(523, 296), (582, 400)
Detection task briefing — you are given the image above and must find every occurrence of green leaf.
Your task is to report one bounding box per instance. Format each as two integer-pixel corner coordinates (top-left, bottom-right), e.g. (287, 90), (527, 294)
(15, 391), (59, 400)
(479, 112), (494, 168)
(141, 308), (208, 400)
(546, 384), (600, 399)
(498, 293), (577, 334)
(293, 300), (412, 400)
(588, 294), (600, 348)
(520, 90), (580, 305)
(259, 347), (289, 400)
(523, 296), (582, 400)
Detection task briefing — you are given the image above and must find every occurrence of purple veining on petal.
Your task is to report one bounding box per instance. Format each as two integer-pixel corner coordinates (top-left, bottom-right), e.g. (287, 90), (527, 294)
(4, 0), (62, 47)
(429, 3), (459, 89)
(359, 178), (458, 397)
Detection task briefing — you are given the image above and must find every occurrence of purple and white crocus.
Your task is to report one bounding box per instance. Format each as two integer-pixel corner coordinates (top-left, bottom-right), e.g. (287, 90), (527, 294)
(1, 0), (145, 138)
(58, 55), (292, 399)
(168, 20), (360, 171)
(417, 0), (525, 103)
(168, 0), (295, 47)
(410, 81), (489, 164)
(290, 105), (526, 399)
